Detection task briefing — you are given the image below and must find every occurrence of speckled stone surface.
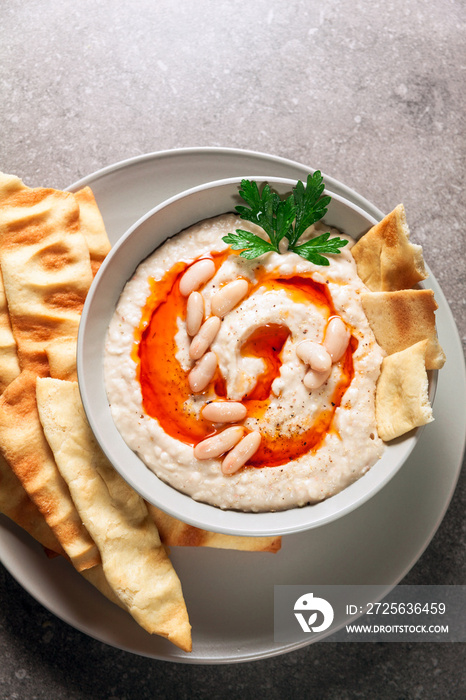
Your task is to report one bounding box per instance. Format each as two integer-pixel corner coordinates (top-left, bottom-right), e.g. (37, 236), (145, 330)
(0, 1), (465, 698)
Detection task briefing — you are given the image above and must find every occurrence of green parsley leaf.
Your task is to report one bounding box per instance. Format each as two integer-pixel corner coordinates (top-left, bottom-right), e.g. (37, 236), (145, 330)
(222, 230), (276, 259)
(222, 173), (349, 266)
(290, 232), (348, 266)
(234, 180), (296, 251)
(288, 172), (332, 246)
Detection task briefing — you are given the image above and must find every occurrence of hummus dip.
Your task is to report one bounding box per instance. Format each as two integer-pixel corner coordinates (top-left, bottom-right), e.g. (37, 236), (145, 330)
(104, 214), (385, 512)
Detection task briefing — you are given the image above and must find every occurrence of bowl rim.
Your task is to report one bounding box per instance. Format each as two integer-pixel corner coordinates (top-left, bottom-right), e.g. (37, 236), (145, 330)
(77, 175), (426, 537)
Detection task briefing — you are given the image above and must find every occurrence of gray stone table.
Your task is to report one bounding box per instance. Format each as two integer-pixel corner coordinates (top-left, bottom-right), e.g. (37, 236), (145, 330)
(0, 1), (465, 698)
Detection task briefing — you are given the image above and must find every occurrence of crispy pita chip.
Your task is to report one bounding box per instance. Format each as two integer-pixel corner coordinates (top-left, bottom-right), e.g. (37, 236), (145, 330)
(351, 204), (427, 291)
(74, 187), (111, 276)
(375, 340), (433, 441)
(36, 378), (191, 652)
(0, 451), (64, 555)
(361, 289), (445, 370)
(0, 370), (100, 570)
(146, 503), (281, 552)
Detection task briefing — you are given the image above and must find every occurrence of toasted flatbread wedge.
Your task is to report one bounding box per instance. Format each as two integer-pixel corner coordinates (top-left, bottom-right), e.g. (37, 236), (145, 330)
(351, 204), (427, 291)
(0, 174), (23, 392)
(361, 289), (445, 370)
(375, 340), (433, 441)
(45, 337), (78, 382)
(0, 274), (20, 393)
(0, 171), (27, 200)
(0, 185), (93, 375)
(74, 187), (111, 276)
(0, 451), (64, 555)
(147, 504), (281, 552)
(0, 230), (93, 376)
(0, 371), (100, 570)
(0, 176), (110, 278)
(0, 173), (110, 386)
(36, 378), (192, 653)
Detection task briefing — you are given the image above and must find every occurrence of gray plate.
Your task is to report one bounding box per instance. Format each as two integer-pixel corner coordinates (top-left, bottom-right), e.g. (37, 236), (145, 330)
(0, 147), (464, 664)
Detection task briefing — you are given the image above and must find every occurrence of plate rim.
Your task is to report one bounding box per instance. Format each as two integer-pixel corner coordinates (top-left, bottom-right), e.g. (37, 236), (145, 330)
(68, 146), (386, 221)
(1, 146), (465, 664)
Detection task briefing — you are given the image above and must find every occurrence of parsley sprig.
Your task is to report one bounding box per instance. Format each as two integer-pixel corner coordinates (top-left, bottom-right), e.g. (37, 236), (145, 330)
(222, 172), (348, 266)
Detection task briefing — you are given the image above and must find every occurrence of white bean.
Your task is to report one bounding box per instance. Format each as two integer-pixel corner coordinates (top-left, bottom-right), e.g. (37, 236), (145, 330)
(303, 367), (331, 390)
(194, 426), (244, 460)
(296, 340), (332, 372)
(211, 278), (249, 318)
(201, 401), (247, 423)
(324, 316), (350, 362)
(186, 291), (204, 336)
(189, 316), (221, 360)
(222, 431), (262, 475)
(179, 259), (215, 297)
(188, 351), (217, 393)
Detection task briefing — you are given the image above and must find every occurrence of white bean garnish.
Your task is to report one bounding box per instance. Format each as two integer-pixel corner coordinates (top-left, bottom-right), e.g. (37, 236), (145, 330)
(188, 351), (217, 393)
(201, 401), (247, 423)
(189, 316), (221, 360)
(194, 426), (244, 460)
(179, 259), (215, 297)
(296, 340), (332, 373)
(211, 278), (249, 318)
(222, 431), (262, 475)
(303, 367), (331, 390)
(324, 317), (350, 362)
(186, 291), (204, 336)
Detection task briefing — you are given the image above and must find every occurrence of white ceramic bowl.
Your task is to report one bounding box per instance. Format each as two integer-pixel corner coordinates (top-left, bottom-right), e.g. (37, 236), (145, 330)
(77, 176), (424, 536)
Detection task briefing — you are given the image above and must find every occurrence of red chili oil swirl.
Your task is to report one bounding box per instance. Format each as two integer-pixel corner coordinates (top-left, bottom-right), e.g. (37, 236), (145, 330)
(133, 255), (355, 468)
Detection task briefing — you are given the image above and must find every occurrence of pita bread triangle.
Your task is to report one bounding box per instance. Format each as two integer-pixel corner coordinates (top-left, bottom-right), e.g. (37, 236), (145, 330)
(36, 377), (192, 652)
(375, 340), (434, 441)
(351, 204), (427, 291)
(361, 289), (445, 370)
(0, 370), (100, 570)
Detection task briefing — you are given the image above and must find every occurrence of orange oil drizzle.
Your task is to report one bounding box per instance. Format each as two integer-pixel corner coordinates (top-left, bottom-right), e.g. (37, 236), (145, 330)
(247, 336), (356, 467)
(241, 324), (290, 402)
(134, 253), (355, 468)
